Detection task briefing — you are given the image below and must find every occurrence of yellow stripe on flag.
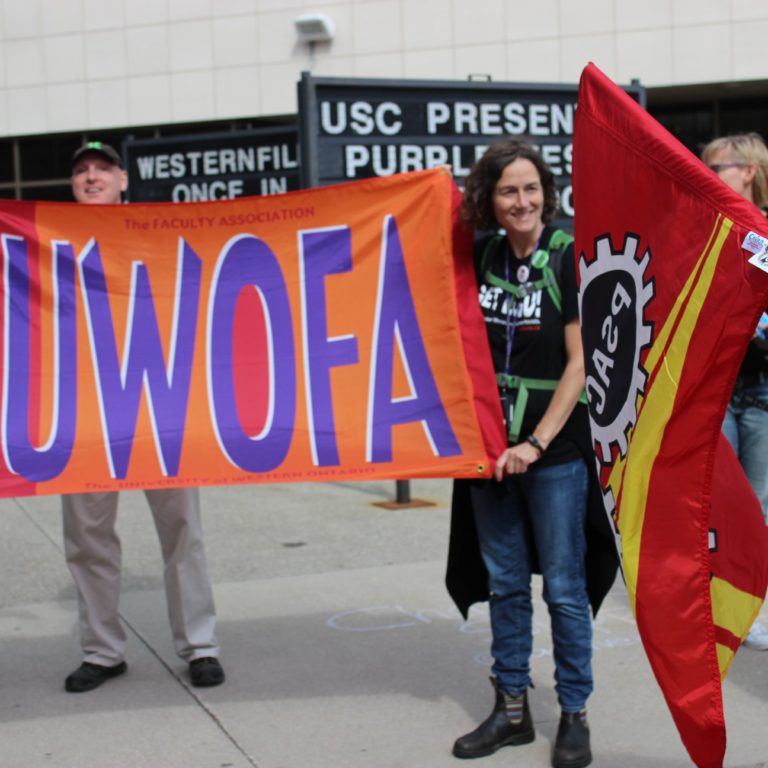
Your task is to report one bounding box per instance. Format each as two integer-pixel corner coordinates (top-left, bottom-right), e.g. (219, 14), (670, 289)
(711, 575), (764, 677)
(617, 216), (732, 615)
(711, 575), (764, 638)
(608, 219), (722, 541)
(643, 216), (723, 379)
(715, 643), (735, 679)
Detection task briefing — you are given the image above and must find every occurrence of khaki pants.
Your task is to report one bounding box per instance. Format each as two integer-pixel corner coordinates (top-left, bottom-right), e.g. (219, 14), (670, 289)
(62, 488), (219, 666)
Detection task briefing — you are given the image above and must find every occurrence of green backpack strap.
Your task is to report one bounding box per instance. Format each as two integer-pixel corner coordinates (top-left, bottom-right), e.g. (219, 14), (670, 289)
(496, 372), (587, 443)
(538, 229), (574, 314)
(481, 230), (584, 444)
(547, 229), (574, 252)
(479, 229), (573, 311)
(481, 235), (537, 301)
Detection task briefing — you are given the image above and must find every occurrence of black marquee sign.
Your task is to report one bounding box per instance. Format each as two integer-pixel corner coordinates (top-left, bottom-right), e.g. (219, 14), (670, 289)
(298, 73), (645, 220)
(123, 126), (300, 203)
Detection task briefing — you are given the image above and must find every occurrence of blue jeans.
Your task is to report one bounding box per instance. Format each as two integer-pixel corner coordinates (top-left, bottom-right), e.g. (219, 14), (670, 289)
(470, 458), (592, 712)
(722, 382), (768, 523)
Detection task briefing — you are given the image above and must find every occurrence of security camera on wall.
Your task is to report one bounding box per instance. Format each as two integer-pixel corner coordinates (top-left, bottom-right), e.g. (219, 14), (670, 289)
(294, 13), (335, 43)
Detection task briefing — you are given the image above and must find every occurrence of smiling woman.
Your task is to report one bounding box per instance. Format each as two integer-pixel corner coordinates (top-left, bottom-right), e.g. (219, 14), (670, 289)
(491, 160), (547, 250)
(448, 138), (601, 768)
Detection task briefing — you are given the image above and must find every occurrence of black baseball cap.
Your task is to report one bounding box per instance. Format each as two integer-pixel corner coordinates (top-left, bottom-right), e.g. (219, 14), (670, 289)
(71, 141), (123, 169)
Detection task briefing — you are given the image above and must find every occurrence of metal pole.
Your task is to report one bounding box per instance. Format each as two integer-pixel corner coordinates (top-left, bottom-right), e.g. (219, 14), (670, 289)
(395, 480), (411, 504)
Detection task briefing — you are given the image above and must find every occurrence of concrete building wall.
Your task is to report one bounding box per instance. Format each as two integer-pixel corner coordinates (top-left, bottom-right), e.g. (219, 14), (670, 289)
(1, 0), (767, 137)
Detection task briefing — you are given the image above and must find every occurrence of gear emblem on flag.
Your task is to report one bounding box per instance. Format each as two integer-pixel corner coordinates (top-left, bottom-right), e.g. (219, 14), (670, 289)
(578, 234), (654, 462)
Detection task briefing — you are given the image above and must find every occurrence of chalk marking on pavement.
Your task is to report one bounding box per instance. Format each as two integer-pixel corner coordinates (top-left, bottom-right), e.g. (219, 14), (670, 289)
(324, 603), (641, 660)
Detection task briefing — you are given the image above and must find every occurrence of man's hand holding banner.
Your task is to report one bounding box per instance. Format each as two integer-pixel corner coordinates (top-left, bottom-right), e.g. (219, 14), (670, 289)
(575, 63), (768, 768)
(0, 170), (504, 497)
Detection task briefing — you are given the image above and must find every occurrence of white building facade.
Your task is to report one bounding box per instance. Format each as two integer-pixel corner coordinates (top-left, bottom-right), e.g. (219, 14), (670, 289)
(1, 0), (767, 198)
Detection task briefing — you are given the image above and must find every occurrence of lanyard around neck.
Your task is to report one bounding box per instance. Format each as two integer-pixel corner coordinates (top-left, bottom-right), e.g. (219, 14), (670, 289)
(502, 233), (542, 382)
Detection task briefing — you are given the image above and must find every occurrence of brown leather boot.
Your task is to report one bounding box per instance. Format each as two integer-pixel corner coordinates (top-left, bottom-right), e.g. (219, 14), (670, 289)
(452, 678), (535, 759)
(551, 710), (591, 768)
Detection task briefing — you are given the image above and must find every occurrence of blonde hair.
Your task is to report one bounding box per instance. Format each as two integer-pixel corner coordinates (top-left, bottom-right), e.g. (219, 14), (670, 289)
(701, 132), (768, 210)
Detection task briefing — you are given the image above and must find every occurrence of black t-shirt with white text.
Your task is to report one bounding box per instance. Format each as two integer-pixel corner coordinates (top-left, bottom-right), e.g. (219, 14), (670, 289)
(475, 225), (583, 466)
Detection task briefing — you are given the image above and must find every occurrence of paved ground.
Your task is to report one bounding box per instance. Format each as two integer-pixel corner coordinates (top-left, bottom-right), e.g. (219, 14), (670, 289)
(1, 479), (766, 768)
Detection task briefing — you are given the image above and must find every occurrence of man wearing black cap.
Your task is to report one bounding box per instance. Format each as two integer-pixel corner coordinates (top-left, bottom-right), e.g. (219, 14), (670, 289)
(63, 141), (225, 693)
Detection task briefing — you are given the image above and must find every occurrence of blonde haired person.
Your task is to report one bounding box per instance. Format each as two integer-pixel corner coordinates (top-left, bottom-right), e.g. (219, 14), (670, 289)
(701, 132), (768, 211)
(702, 132), (768, 650)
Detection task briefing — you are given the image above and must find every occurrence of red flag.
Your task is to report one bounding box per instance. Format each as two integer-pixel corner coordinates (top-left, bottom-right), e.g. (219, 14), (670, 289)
(574, 63), (768, 767)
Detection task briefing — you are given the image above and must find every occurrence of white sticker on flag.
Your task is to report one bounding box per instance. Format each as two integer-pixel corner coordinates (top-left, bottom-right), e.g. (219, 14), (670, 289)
(743, 231), (768, 254)
(748, 244), (768, 273)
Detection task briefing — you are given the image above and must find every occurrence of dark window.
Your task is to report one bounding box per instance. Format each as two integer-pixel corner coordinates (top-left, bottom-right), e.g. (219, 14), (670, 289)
(648, 82), (768, 156)
(20, 185), (73, 202)
(649, 104), (713, 156)
(0, 141), (14, 182)
(719, 98), (768, 139)
(18, 135), (82, 182)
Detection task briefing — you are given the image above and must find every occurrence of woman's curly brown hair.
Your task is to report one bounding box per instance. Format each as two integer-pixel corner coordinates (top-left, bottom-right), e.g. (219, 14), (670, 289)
(461, 139), (559, 230)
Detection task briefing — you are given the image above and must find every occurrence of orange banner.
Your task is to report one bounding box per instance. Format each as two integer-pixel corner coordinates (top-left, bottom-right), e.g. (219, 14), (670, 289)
(0, 170), (504, 497)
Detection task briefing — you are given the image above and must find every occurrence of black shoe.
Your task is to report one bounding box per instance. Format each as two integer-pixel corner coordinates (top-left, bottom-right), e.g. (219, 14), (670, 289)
(552, 711), (592, 768)
(64, 661), (127, 693)
(453, 678), (535, 758)
(189, 657), (225, 687)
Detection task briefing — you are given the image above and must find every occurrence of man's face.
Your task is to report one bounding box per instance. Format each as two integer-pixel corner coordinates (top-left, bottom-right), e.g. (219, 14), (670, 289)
(71, 153), (127, 205)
